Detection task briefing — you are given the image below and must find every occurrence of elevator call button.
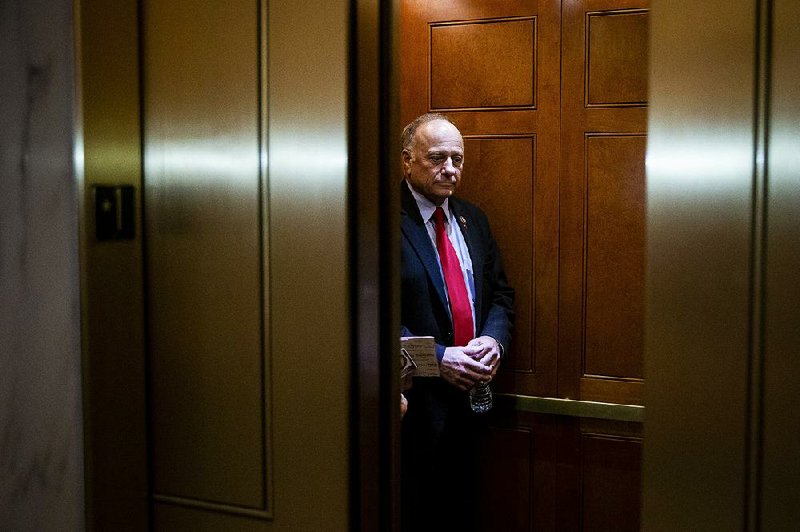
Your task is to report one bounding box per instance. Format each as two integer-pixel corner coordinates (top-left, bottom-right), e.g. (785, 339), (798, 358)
(94, 185), (135, 241)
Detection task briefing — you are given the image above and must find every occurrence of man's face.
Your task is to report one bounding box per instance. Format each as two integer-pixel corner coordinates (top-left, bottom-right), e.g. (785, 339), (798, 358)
(402, 119), (464, 205)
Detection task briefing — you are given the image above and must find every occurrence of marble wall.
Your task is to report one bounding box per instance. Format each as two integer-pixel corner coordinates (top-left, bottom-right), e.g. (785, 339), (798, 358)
(0, 0), (85, 530)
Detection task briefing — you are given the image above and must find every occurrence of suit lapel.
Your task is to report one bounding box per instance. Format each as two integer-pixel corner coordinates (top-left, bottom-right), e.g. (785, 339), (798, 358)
(401, 183), (449, 311)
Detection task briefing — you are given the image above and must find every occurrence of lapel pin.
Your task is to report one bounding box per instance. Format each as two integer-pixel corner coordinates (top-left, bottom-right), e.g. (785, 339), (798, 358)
(459, 215), (467, 229)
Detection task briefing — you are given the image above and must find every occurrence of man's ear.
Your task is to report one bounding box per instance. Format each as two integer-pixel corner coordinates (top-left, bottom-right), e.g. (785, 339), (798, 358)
(401, 149), (413, 175)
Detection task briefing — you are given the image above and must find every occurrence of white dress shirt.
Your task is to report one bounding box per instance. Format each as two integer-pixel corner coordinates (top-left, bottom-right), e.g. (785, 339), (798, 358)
(407, 181), (476, 336)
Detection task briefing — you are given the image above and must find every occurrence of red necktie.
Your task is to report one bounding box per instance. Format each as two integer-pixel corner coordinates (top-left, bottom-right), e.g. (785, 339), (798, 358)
(433, 207), (474, 346)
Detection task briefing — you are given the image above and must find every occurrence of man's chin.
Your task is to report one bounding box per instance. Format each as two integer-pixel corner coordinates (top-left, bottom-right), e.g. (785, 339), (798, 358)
(427, 194), (452, 205)
(432, 188), (455, 200)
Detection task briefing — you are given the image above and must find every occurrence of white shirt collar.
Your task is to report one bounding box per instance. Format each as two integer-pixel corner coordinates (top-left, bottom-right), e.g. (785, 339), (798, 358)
(406, 180), (451, 225)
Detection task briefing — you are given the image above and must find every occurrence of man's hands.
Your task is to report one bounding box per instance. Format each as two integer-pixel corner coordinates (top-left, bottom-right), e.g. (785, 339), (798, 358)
(440, 336), (502, 392)
(467, 336), (502, 379)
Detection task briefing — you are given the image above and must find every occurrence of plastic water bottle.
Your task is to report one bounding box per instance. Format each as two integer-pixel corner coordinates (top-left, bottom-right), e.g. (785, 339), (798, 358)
(469, 381), (493, 413)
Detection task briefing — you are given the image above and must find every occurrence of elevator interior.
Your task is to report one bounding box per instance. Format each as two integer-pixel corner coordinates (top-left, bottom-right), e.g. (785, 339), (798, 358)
(31, 0), (800, 529)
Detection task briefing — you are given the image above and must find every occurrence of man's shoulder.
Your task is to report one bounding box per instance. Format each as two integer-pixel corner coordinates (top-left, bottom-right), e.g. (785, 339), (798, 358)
(450, 195), (489, 222)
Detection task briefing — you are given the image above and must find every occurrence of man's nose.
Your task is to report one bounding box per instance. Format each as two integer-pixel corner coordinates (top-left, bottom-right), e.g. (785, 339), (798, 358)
(442, 157), (456, 175)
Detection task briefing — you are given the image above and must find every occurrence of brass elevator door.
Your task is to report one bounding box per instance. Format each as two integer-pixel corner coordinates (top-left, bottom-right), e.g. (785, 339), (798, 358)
(80, 0), (397, 528)
(142, 0), (350, 529)
(144, 0), (265, 510)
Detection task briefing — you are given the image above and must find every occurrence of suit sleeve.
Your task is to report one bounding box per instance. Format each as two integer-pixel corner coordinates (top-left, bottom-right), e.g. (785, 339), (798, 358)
(477, 215), (515, 353)
(400, 324), (447, 362)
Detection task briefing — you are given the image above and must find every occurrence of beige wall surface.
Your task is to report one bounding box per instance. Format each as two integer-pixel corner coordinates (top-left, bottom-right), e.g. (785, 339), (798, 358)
(0, 0), (84, 529)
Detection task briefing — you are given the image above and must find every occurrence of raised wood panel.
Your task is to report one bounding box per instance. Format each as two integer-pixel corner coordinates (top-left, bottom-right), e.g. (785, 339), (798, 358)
(430, 17), (536, 111)
(460, 136), (535, 373)
(586, 10), (648, 107)
(401, 0), (558, 128)
(581, 434), (642, 531)
(481, 412), (643, 532)
(480, 411), (562, 532)
(560, 0), (648, 403)
(581, 377), (643, 406)
(584, 134), (646, 379)
(478, 427), (533, 531)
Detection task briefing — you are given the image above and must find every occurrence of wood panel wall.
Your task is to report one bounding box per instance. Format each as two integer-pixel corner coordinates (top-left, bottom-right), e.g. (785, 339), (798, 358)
(400, 1), (647, 529)
(560, 0), (647, 406)
(473, 413), (643, 532)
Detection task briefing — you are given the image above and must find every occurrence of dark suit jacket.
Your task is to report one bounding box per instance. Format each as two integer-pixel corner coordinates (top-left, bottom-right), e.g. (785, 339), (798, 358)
(400, 180), (514, 530)
(400, 180), (514, 361)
